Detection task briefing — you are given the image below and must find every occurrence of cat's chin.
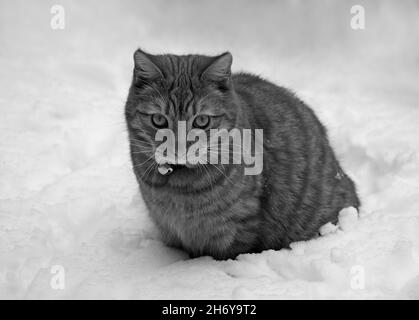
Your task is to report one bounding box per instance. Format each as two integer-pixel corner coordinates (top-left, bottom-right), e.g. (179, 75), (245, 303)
(169, 164), (190, 171)
(162, 164), (213, 189)
(166, 164), (197, 179)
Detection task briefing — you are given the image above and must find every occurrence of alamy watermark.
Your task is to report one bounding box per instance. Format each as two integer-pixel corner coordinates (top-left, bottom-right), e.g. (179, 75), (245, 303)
(154, 121), (263, 175)
(50, 5), (65, 30)
(350, 5), (365, 30)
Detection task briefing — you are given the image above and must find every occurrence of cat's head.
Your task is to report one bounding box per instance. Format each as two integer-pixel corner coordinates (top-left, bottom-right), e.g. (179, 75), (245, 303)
(125, 49), (240, 183)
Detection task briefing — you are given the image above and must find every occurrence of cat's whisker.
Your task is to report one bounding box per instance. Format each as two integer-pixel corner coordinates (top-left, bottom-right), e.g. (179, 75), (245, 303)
(141, 160), (158, 180)
(201, 163), (214, 194)
(207, 163), (234, 185)
(134, 155), (155, 167)
(129, 138), (154, 147)
(131, 151), (154, 156)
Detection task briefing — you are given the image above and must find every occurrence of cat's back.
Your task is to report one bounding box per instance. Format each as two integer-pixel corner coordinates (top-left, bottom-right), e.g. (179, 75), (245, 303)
(232, 72), (307, 123)
(233, 72), (360, 249)
(232, 72), (323, 143)
(232, 72), (295, 104)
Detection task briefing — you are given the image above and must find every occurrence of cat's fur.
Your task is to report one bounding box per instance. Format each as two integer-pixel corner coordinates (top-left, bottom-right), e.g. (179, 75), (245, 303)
(125, 49), (360, 260)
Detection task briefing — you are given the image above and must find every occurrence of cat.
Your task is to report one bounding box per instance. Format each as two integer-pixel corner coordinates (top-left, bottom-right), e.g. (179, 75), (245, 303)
(125, 48), (360, 260)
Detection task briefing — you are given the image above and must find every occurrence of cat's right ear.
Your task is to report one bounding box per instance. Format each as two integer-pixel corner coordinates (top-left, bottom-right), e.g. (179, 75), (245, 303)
(201, 52), (233, 82)
(201, 52), (233, 91)
(133, 49), (163, 81)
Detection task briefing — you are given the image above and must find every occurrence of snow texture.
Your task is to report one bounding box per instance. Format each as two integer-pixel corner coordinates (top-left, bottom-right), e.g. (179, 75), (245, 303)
(1, 0), (419, 299)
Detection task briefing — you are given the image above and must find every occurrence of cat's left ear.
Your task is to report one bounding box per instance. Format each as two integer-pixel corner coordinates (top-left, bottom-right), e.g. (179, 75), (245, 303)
(201, 52), (233, 84)
(133, 48), (163, 80)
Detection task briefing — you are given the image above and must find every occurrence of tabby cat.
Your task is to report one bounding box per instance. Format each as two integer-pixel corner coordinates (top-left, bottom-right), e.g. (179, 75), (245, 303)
(125, 49), (360, 260)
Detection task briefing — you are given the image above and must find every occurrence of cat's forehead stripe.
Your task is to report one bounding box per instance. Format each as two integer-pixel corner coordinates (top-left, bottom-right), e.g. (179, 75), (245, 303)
(166, 57), (196, 116)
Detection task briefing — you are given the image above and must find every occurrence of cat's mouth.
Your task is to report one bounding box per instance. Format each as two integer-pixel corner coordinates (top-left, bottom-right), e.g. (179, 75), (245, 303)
(170, 164), (187, 171)
(157, 163), (190, 175)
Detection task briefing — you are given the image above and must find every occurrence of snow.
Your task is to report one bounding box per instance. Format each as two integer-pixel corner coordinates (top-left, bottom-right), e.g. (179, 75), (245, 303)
(1, 0), (419, 299)
(319, 222), (339, 236)
(337, 207), (359, 232)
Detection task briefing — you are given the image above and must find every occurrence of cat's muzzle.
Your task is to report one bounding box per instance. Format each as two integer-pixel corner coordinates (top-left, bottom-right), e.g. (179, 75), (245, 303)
(157, 164), (173, 176)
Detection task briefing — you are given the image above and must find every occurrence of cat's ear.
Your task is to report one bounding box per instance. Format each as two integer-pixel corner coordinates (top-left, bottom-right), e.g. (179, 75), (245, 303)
(201, 52), (233, 83)
(133, 49), (163, 80)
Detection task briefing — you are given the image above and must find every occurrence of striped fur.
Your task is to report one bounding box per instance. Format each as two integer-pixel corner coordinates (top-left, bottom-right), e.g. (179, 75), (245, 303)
(125, 49), (360, 260)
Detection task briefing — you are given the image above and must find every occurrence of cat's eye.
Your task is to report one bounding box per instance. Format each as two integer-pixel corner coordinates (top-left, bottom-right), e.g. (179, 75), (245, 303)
(151, 113), (169, 129)
(193, 115), (211, 129)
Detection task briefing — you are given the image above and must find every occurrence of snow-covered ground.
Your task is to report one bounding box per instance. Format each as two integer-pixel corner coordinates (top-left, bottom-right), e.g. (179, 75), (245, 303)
(1, 0), (419, 299)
